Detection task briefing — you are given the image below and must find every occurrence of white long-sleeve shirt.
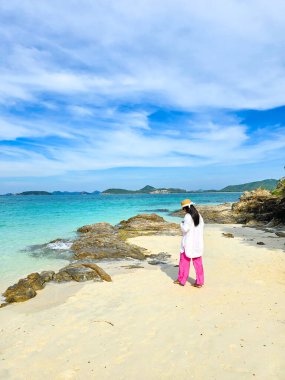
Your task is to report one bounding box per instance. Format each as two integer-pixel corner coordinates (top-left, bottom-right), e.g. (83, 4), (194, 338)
(180, 213), (204, 258)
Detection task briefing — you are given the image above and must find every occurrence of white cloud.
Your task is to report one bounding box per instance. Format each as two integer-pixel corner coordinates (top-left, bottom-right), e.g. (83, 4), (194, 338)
(1, 114), (284, 177)
(0, 0), (285, 108)
(0, 0), (285, 181)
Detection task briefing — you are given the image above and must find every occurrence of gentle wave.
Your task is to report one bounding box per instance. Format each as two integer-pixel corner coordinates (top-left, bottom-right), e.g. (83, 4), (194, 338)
(47, 241), (73, 250)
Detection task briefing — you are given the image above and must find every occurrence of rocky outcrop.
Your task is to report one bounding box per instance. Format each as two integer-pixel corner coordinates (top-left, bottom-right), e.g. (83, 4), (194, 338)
(232, 188), (285, 225)
(171, 188), (285, 226)
(71, 223), (146, 261)
(1, 214), (179, 307)
(71, 214), (180, 261)
(2, 273), (45, 304)
(170, 203), (240, 224)
(117, 213), (180, 239)
(0, 264), (112, 307)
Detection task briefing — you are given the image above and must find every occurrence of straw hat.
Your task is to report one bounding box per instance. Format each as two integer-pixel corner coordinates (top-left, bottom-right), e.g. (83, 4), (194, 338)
(181, 199), (192, 208)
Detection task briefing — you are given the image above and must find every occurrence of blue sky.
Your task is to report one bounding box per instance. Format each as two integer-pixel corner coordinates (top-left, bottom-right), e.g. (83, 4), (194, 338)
(0, 0), (285, 192)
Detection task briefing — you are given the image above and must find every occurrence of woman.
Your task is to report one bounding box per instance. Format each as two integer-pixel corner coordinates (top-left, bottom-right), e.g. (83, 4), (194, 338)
(174, 199), (204, 287)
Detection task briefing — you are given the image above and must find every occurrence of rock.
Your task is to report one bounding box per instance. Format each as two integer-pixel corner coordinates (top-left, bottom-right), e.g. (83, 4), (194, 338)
(117, 213), (180, 238)
(222, 233), (234, 238)
(77, 222), (115, 234)
(82, 263), (112, 282)
(72, 234), (146, 260)
(53, 264), (103, 283)
(171, 203), (240, 224)
(141, 209), (169, 212)
(26, 272), (46, 290)
(72, 214), (179, 261)
(170, 187), (285, 226)
(48, 238), (65, 244)
(257, 242), (265, 245)
(53, 263), (112, 283)
(122, 265), (144, 269)
(147, 252), (171, 265)
(232, 188), (285, 225)
(2, 273), (44, 303)
(275, 231), (285, 238)
(40, 270), (55, 282)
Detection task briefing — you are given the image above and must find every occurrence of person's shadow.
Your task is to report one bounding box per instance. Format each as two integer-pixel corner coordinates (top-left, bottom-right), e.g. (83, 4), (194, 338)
(157, 262), (196, 285)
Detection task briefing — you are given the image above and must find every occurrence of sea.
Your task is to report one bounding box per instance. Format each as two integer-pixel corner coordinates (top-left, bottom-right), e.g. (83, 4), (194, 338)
(0, 192), (241, 293)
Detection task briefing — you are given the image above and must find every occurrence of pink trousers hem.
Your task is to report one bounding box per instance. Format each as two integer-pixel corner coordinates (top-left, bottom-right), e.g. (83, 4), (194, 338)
(178, 252), (204, 286)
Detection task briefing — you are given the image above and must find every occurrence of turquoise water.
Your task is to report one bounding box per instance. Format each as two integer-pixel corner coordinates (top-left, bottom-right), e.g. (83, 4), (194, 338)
(0, 192), (241, 291)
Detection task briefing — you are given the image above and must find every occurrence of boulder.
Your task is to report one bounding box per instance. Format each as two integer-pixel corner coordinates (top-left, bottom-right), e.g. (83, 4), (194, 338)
(82, 263), (112, 282)
(232, 188), (285, 225)
(117, 213), (180, 238)
(40, 270), (55, 282)
(77, 222), (115, 234)
(72, 214), (179, 261)
(72, 234), (146, 260)
(53, 264), (104, 282)
(1, 263), (112, 306)
(2, 272), (45, 304)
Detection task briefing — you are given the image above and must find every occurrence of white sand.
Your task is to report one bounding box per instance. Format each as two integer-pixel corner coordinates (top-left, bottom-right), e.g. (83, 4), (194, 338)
(0, 224), (284, 380)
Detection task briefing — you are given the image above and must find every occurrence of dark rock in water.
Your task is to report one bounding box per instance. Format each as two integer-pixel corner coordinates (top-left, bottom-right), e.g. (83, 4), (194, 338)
(48, 238), (65, 244)
(25, 239), (73, 260)
(257, 242), (265, 245)
(222, 233), (234, 238)
(2, 272), (45, 304)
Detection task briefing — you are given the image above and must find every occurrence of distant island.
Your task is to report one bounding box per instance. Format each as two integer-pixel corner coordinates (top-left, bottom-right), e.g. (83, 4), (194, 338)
(1, 190), (100, 196)
(102, 179), (278, 194)
(102, 185), (188, 194)
(219, 179), (278, 192)
(0, 179), (278, 196)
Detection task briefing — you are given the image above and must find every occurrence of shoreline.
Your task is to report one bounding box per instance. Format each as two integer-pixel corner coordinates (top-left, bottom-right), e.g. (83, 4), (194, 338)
(0, 223), (284, 379)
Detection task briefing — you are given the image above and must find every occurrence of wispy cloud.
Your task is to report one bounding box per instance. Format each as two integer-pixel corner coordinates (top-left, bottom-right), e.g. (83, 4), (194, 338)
(0, 1), (285, 186)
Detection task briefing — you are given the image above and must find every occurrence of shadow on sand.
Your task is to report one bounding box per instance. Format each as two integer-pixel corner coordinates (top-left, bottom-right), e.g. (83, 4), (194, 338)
(157, 262), (196, 285)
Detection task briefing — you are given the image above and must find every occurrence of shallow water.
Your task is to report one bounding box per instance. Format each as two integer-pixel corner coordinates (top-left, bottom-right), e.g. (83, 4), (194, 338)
(0, 192), (241, 290)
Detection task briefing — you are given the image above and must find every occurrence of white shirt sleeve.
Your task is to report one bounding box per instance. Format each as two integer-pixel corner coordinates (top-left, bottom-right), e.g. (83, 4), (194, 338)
(180, 214), (193, 234)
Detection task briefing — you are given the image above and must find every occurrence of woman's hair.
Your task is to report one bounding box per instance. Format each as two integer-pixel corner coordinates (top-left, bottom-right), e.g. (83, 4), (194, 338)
(183, 204), (200, 226)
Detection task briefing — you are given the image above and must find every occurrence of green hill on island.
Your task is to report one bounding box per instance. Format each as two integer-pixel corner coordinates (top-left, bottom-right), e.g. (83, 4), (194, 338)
(102, 179), (279, 194)
(17, 191), (52, 196)
(220, 179), (278, 192)
(102, 185), (187, 194)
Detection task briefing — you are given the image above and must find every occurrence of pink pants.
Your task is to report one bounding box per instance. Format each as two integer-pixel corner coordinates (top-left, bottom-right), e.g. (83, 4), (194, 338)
(178, 252), (204, 286)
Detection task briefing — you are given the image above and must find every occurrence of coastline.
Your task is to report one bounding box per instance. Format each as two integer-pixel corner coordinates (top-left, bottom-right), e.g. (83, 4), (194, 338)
(0, 223), (284, 379)
(0, 192), (242, 295)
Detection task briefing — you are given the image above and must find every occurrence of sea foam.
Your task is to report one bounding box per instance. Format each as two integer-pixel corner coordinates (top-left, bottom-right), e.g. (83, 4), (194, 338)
(46, 241), (73, 250)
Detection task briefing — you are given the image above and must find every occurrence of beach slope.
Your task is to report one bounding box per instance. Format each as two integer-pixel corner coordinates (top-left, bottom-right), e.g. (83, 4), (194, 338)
(0, 224), (284, 380)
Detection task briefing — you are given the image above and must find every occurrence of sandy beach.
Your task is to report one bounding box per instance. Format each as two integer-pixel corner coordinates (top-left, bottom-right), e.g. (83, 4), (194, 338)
(0, 224), (284, 380)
